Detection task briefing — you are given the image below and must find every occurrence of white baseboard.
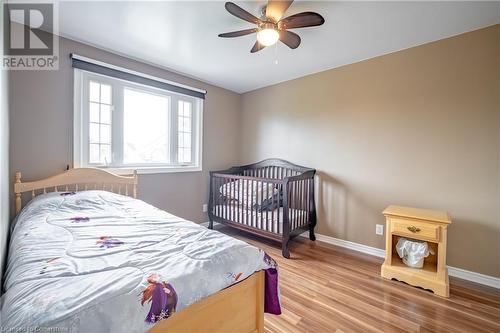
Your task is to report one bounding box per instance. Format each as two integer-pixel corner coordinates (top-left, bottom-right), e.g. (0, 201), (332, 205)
(311, 232), (386, 258)
(200, 221), (499, 289)
(446, 266), (500, 289)
(298, 232), (500, 289)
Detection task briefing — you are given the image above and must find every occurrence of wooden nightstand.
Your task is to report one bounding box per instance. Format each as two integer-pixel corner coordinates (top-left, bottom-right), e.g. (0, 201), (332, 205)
(381, 205), (452, 297)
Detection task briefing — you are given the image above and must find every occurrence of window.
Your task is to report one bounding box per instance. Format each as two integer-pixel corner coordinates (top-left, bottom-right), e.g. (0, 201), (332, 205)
(74, 69), (203, 174)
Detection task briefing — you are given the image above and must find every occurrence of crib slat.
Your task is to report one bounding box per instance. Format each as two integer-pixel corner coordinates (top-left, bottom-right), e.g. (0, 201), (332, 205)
(231, 177), (235, 222)
(265, 181), (268, 232)
(230, 177), (233, 223)
(225, 177), (228, 221)
(214, 177), (217, 218)
(262, 180), (265, 231)
(292, 182), (296, 230)
(276, 184), (279, 234)
(306, 180), (310, 226)
(237, 178), (241, 224)
(271, 183), (274, 233)
(254, 179), (257, 229)
(303, 180), (307, 226)
(250, 178), (254, 228)
(228, 178), (231, 221)
(225, 178), (229, 222)
(291, 182), (294, 231)
(305, 179), (309, 226)
(295, 181), (302, 228)
(245, 179), (249, 226)
(299, 180), (303, 227)
(302, 180), (306, 227)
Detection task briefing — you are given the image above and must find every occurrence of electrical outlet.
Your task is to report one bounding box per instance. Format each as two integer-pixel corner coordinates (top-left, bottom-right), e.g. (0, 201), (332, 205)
(202, 204), (208, 213)
(375, 224), (384, 236)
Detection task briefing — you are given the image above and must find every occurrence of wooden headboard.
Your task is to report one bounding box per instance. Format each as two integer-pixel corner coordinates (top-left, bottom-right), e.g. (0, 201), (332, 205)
(14, 168), (138, 214)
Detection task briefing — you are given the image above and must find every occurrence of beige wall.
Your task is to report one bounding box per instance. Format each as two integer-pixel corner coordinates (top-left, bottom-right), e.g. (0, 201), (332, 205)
(8, 25), (499, 278)
(240, 25), (500, 277)
(9, 35), (241, 223)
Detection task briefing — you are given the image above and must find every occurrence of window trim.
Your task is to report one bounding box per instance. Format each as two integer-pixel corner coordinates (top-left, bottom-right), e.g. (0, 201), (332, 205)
(73, 69), (203, 174)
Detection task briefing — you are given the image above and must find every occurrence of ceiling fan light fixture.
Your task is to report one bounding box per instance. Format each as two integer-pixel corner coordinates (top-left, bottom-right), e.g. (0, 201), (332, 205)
(219, 1), (325, 53)
(257, 26), (279, 46)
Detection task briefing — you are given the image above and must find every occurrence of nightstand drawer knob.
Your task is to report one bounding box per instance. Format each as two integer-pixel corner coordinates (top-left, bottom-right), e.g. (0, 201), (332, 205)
(407, 226), (421, 233)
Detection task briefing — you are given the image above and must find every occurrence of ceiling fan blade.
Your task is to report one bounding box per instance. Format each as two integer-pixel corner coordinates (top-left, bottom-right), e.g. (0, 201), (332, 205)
(266, 0), (294, 22)
(250, 41), (266, 53)
(279, 30), (301, 49)
(279, 12), (325, 29)
(225, 2), (261, 24)
(219, 28), (258, 38)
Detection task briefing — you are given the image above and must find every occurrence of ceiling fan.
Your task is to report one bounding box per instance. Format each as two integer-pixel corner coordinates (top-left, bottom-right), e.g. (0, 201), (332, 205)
(218, 0), (325, 53)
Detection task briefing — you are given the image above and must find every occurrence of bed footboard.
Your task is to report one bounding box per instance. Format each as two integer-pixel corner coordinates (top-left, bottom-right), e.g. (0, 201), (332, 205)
(149, 271), (264, 333)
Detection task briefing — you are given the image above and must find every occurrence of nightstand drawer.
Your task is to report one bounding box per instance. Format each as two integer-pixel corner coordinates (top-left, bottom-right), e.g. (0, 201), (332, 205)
(390, 218), (440, 242)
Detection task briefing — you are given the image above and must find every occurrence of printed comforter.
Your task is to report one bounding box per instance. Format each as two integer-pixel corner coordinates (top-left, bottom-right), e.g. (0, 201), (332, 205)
(1, 190), (280, 332)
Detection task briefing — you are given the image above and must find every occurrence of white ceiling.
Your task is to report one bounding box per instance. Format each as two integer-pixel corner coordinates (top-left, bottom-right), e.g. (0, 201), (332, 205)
(56, 1), (500, 93)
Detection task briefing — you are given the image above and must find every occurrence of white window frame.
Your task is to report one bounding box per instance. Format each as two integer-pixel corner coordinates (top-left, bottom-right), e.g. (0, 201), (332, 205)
(74, 69), (203, 174)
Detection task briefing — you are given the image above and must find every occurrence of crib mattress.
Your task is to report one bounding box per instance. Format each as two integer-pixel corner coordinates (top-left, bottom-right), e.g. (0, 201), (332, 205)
(214, 205), (308, 234)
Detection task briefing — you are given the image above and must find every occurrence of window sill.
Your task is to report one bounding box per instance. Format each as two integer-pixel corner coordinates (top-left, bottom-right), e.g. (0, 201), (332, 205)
(88, 166), (202, 175)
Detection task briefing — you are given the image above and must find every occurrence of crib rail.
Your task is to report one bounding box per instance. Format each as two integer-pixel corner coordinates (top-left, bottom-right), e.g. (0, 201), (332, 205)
(210, 173), (285, 234)
(209, 160), (315, 234)
(208, 159), (316, 258)
(286, 176), (315, 232)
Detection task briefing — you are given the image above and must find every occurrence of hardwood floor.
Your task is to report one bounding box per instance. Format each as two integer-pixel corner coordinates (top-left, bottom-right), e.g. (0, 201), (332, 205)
(218, 227), (500, 333)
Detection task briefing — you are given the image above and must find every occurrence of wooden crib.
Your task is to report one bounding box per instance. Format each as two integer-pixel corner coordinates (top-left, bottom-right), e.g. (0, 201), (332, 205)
(208, 159), (316, 258)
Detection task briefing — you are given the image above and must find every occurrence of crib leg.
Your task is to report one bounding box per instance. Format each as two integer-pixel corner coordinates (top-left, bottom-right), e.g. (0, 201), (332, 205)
(208, 219), (214, 230)
(309, 225), (316, 241)
(282, 239), (290, 259)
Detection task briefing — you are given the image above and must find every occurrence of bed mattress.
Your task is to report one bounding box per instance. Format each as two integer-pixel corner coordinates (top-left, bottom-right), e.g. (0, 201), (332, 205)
(1, 190), (280, 332)
(214, 205), (308, 234)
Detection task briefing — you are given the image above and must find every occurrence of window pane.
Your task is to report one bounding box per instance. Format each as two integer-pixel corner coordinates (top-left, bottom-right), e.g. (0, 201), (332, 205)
(183, 103), (191, 117)
(89, 81), (100, 102)
(183, 133), (191, 148)
(123, 88), (169, 164)
(100, 124), (111, 144)
(100, 145), (111, 164)
(100, 105), (111, 124)
(178, 102), (184, 117)
(89, 144), (100, 163)
(181, 117), (191, 132)
(183, 149), (191, 163)
(177, 100), (193, 164)
(178, 148), (191, 164)
(178, 132), (184, 147)
(100, 84), (112, 104)
(89, 103), (100, 123)
(89, 123), (100, 143)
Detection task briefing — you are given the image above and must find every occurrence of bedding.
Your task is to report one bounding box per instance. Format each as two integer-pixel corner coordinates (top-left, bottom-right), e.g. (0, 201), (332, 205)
(219, 179), (279, 211)
(1, 190), (281, 332)
(214, 204), (308, 234)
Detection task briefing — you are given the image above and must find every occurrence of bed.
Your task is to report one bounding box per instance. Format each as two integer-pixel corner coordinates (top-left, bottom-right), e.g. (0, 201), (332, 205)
(209, 159), (317, 258)
(1, 168), (281, 333)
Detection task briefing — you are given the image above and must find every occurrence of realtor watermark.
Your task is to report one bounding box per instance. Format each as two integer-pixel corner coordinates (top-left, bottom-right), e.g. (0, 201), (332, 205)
(2, 1), (59, 70)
